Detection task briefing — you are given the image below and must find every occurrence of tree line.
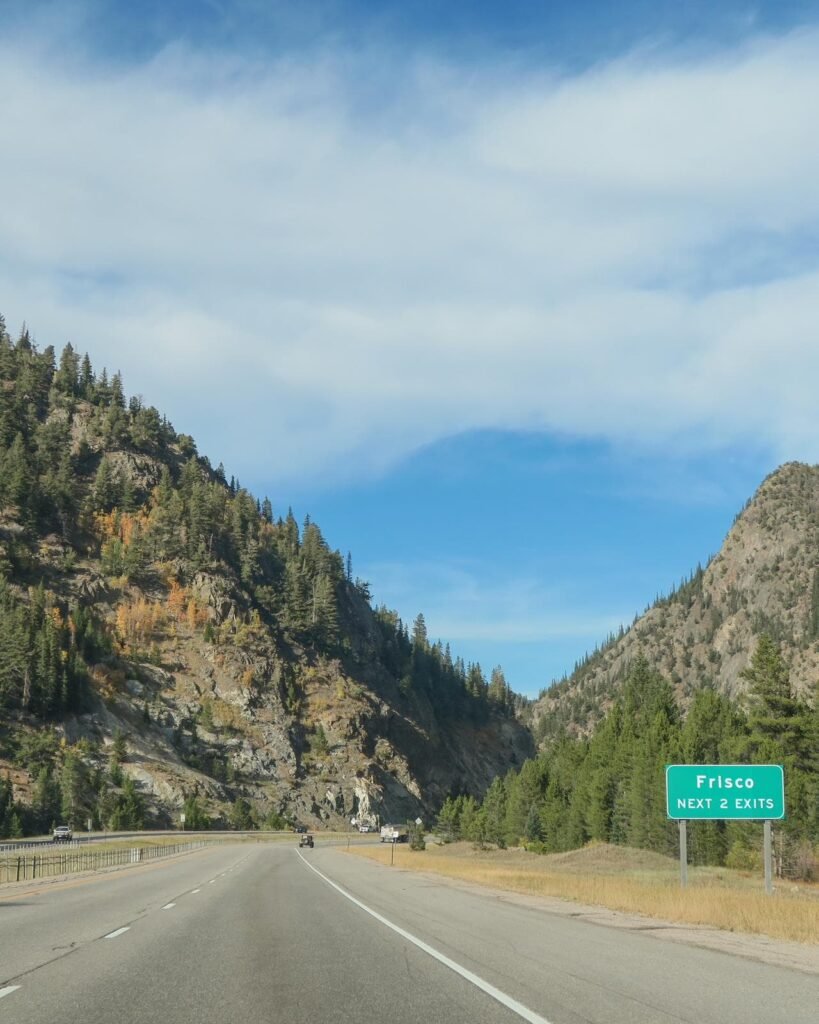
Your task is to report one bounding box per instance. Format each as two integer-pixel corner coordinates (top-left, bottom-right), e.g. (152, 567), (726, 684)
(439, 637), (819, 878)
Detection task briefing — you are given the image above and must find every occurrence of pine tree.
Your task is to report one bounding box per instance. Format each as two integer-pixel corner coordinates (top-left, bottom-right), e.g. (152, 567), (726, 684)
(79, 353), (94, 396)
(55, 343), (80, 396)
(311, 574), (339, 649)
(1, 432), (34, 511)
(412, 613), (428, 650)
(90, 457), (121, 512)
(60, 750), (87, 824)
(34, 767), (61, 831)
(741, 635), (809, 766)
(111, 371), (126, 408)
(482, 776), (507, 847)
(489, 666), (509, 709)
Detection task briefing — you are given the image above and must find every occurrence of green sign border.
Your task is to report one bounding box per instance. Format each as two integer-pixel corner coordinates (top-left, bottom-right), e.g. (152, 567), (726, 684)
(665, 764), (785, 821)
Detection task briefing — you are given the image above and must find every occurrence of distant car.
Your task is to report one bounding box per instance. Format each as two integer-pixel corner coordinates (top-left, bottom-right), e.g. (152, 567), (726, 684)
(358, 824), (371, 833)
(294, 825), (307, 834)
(299, 834), (314, 848)
(53, 825), (73, 843)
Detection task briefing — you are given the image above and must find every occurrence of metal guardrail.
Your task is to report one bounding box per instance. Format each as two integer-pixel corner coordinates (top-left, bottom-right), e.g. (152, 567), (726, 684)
(0, 839), (86, 854)
(0, 840), (207, 885)
(0, 829), (296, 853)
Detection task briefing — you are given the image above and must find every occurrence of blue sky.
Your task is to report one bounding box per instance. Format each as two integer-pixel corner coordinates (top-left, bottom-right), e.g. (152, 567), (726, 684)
(2, 1), (819, 695)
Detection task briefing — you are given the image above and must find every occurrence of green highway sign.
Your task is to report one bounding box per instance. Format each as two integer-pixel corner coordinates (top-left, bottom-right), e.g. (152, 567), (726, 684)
(666, 764), (785, 820)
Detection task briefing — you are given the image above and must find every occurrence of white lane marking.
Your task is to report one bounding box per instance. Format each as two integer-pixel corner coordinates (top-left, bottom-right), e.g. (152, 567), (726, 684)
(0, 986), (21, 999)
(191, 888), (201, 894)
(209, 879), (216, 884)
(104, 926), (130, 939)
(296, 851), (552, 1024)
(161, 902), (176, 910)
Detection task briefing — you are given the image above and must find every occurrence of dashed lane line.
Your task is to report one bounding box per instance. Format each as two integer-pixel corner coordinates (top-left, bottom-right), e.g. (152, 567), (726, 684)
(104, 927), (130, 939)
(191, 889), (201, 894)
(161, 903), (176, 910)
(296, 850), (553, 1024)
(0, 986), (20, 1000)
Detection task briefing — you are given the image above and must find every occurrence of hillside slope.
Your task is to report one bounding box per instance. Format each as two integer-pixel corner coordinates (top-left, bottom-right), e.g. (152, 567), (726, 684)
(535, 462), (819, 740)
(0, 322), (533, 835)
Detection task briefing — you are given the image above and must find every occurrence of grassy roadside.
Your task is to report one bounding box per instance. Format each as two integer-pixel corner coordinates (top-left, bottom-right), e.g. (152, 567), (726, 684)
(347, 841), (819, 945)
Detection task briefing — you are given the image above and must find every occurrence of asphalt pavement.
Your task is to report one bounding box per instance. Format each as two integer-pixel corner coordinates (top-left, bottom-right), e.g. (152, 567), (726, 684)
(1, 840), (817, 1023)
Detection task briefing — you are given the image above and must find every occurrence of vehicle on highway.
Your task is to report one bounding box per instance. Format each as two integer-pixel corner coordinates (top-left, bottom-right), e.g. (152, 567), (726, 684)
(358, 823), (371, 833)
(380, 824), (408, 844)
(52, 825), (73, 842)
(293, 825), (307, 833)
(298, 834), (314, 848)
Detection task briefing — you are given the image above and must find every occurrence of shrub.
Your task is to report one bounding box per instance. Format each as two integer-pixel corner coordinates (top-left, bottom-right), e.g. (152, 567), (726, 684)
(410, 823), (426, 851)
(726, 840), (762, 872)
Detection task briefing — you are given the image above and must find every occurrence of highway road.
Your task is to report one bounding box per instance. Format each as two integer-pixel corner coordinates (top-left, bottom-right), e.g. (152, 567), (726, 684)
(1, 841), (817, 1023)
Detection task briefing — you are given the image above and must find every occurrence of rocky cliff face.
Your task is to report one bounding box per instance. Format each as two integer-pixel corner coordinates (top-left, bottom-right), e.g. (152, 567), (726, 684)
(5, 546), (533, 830)
(50, 616), (532, 829)
(534, 462), (819, 741)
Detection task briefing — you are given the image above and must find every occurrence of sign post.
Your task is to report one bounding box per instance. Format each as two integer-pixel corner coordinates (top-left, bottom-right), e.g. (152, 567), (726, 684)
(764, 820), (773, 895)
(666, 765), (784, 893)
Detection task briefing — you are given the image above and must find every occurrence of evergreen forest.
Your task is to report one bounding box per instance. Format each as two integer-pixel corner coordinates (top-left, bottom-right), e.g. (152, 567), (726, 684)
(438, 640), (819, 878)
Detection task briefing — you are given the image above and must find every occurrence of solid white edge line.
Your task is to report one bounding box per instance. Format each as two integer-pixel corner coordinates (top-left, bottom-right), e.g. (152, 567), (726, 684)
(295, 851), (552, 1024)
(0, 986), (21, 999)
(161, 902), (176, 910)
(104, 927), (130, 939)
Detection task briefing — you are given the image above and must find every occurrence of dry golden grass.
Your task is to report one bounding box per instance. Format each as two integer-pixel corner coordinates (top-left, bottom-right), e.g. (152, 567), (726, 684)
(347, 842), (819, 945)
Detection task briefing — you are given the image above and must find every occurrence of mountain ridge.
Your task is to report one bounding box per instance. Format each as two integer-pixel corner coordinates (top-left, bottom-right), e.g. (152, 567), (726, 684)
(0, 321), (533, 837)
(534, 461), (819, 742)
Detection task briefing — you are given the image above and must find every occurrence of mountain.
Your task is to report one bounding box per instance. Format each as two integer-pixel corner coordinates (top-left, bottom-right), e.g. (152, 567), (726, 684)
(444, 466), (818, 874)
(534, 462), (819, 742)
(0, 321), (533, 837)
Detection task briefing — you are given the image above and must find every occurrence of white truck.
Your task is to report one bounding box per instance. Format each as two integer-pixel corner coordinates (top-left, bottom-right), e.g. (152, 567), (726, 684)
(379, 824), (408, 844)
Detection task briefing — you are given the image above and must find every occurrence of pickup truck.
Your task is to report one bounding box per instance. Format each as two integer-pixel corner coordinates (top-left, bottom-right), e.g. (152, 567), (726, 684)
(53, 825), (73, 843)
(380, 824), (408, 844)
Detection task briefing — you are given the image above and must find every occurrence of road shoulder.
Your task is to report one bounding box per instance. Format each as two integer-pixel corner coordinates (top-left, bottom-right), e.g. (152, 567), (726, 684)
(340, 849), (819, 977)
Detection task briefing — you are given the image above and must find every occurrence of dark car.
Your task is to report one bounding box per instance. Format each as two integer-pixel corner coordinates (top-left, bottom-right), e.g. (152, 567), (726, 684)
(299, 834), (314, 848)
(294, 825), (307, 833)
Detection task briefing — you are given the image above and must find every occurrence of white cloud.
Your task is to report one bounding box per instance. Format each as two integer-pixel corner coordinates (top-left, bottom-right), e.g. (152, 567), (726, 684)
(2, 26), (819, 483)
